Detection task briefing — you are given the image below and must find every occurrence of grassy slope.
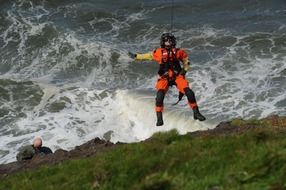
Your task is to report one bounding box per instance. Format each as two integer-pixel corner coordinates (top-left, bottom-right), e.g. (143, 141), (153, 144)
(1, 120), (286, 190)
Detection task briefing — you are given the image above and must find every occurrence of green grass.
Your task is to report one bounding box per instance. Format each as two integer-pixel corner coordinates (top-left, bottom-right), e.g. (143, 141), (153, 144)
(1, 127), (286, 190)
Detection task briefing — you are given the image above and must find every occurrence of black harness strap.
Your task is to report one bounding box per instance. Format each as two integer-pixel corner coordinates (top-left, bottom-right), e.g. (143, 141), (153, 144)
(172, 92), (184, 105)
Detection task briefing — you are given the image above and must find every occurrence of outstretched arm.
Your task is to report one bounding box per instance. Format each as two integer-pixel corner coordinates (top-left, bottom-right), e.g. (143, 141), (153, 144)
(128, 52), (153, 61)
(136, 52), (153, 60)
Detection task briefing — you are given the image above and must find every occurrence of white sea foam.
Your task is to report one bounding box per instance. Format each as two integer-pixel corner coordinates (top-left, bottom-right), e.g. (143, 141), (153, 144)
(0, 85), (214, 164)
(1, 2), (286, 164)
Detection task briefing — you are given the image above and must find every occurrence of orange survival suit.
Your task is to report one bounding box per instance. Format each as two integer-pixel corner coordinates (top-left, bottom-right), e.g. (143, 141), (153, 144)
(132, 33), (205, 126)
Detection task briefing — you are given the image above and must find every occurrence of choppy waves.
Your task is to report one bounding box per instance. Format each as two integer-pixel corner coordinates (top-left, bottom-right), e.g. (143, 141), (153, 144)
(0, 0), (285, 163)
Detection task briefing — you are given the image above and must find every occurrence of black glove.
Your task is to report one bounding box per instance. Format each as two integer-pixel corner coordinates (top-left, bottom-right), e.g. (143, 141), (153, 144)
(180, 69), (187, 76)
(128, 52), (137, 59)
(158, 70), (169, 78)
(158, 64), (168, 77)
(161, 72), (169, 78)
(158, 69), (165, 76)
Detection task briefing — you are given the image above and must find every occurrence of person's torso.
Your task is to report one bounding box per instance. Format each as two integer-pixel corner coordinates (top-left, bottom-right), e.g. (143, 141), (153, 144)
(153, 48), (182, 78)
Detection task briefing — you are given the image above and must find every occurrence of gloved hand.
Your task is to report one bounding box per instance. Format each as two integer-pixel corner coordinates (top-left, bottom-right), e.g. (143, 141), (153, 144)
(158, 69), (164, 76)
(128, 52), (137, 59)
(180, 69), (187, 76)
(158, 71), (169, 78)
(162, 71), (169, 78)
(158, 68), (169, 76)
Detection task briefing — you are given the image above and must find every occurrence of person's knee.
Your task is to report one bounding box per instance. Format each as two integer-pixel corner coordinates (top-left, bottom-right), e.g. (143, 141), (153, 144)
(175, 78), (188, 93)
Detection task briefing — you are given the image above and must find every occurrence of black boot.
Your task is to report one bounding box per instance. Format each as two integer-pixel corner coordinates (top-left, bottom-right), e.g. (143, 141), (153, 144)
(193, 107), (206, 121)
(156, 112), (164, 126)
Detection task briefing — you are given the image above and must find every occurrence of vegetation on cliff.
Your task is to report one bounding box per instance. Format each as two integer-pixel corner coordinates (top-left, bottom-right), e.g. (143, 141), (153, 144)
(0, 116), (286, 190)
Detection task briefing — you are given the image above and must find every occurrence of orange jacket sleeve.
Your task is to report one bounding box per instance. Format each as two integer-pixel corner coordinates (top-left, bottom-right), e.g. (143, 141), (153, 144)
(176, 49), (188, 61)
(152, 48), (163, 64)
(177, 49), (190, 71)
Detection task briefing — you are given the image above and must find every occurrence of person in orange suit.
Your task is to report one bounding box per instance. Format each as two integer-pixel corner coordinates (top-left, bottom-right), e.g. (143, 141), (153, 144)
(129, 33), (205, 126)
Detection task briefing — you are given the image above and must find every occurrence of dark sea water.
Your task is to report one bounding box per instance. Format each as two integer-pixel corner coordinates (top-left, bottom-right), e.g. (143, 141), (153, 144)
(0, 0), (285, 163)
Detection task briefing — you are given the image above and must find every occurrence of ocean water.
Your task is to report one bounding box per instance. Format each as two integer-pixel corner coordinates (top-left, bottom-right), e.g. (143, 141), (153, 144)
(0, 0), (285, 164)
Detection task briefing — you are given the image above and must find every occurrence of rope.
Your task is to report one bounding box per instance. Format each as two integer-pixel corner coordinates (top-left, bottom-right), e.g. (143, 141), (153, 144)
(170, 0), (174, 33)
